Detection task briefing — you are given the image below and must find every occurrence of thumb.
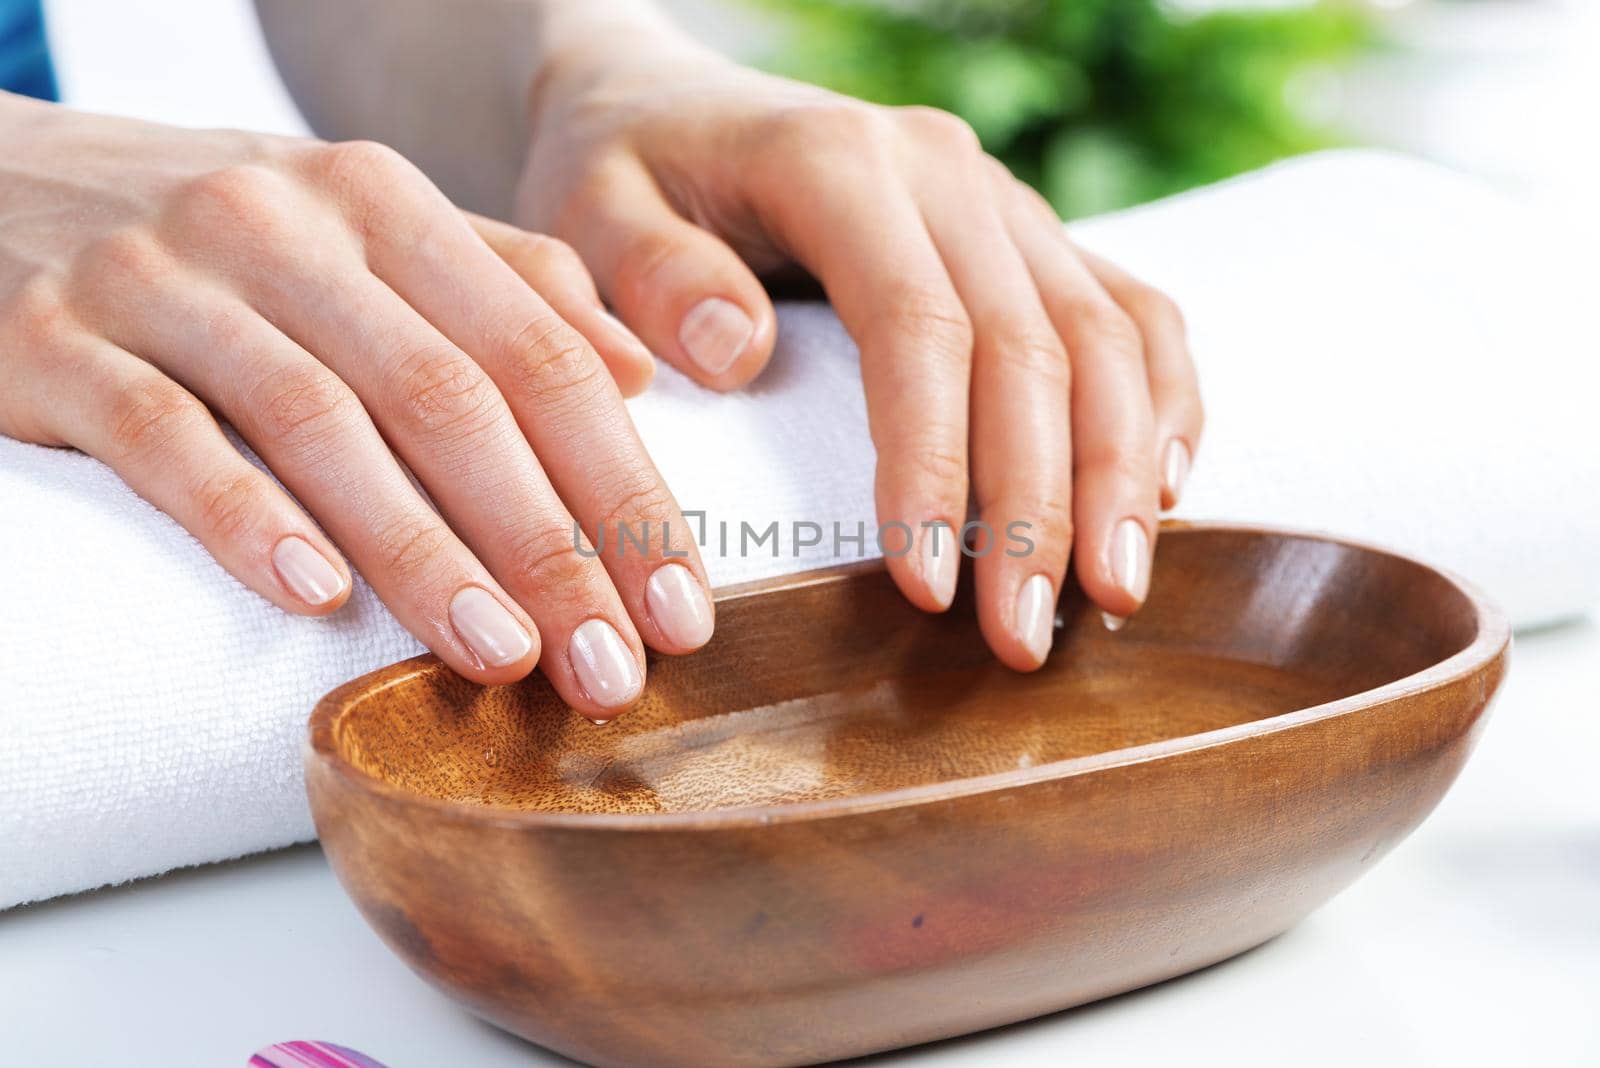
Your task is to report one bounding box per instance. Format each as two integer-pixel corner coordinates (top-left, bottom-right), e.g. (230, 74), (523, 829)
(559, 160), (777, 390)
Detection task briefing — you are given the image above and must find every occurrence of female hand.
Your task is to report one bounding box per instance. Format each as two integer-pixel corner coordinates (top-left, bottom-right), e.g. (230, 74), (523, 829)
(515, 31), (1204, 671)
(0, 92), (714, 720)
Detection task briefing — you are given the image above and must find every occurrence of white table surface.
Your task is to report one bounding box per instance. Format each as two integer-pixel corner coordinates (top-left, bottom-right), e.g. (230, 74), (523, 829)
(4, 617), (1597, 1067)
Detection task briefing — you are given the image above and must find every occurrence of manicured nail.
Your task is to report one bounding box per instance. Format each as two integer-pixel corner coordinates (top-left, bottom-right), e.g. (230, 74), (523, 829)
(646, 563), (715, 649)
(272, 536), (346, 607)
(1102, 612), (1126, 632)
(569, 618), (644, 708)
(918, 521), (959, 609)
(449, 586), (533, 668)
(679, 297), (753, 376)
(1014, 574), (1055, 666)
(1110, 518), (1151, 605)
(588, 717), (612, 727)
(601, 308), (654, 362)
(1162, 439), (1191, 506)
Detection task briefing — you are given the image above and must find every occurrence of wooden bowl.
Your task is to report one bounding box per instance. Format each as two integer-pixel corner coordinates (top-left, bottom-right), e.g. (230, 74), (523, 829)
(307, 524), (1509, 1068)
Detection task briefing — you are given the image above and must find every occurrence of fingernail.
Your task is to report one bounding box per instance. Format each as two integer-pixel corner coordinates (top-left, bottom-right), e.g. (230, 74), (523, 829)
(918, 521), (959, 609)
(449, 587), (534, 668)
(679, 297), (753, 376)
(1162, 439), (1191, 506)
(1110, 518), (1151, 605)
(601, 308), (653, 362)
(588, 717), (612, 727)
(646, 563), (715, 649)
(569, 618), (644, 708)
(1102, 612), (1126, 632)
(1014, 574), (1056, 666)
(272, 535), (346, 607)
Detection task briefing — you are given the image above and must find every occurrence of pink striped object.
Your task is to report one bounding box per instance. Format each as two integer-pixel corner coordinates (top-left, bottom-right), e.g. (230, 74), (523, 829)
(248, 1041), (389, 1067)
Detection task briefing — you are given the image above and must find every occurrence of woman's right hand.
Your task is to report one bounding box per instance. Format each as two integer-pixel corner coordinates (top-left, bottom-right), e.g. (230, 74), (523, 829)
(0, 93), (714, 722)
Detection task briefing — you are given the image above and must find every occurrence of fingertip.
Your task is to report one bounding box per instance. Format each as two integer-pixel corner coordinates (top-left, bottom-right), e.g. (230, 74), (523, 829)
(271, 534), (352, 617)
(1076, 516), (1152, 619)
(448, 585), (542, 684)
(644, 561), (716, 653)
(593, 308), (657, 398)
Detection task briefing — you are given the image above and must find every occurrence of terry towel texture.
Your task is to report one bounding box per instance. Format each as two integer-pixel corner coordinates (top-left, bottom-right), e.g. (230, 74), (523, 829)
(3, 150), (1597, 908)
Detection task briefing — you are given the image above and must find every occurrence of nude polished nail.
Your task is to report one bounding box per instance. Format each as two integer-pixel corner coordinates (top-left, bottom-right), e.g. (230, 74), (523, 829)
(646, 563), (714, 649)
(1015, 574), (1056, 666)
(449, 587), (533, 668)
(569, 619), (644, 709)
(918, 521), (959, 609)
(1110, 519), (1151, 605)
(679, 297), (753, 376)
(272, 536), (345, 607)
(1162, 439), (1191, 506)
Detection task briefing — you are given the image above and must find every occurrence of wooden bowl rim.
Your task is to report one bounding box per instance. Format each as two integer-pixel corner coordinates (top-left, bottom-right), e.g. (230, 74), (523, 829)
(306, 521), (1511, 833)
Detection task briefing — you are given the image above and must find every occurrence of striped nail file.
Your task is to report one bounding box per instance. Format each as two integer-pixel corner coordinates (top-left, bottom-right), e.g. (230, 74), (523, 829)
(248, 1041), (389, 1067)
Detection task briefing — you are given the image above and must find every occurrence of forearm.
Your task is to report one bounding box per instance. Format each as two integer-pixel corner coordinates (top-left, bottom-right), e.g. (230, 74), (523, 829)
(252, 0), (693, 218)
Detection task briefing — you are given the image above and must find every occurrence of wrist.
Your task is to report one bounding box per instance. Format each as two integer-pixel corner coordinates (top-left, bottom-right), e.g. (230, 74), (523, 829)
(525, 4), (731, 140)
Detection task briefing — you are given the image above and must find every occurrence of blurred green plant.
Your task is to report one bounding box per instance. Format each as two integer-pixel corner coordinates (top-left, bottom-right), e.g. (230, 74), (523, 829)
(745, 0), (1374, 216)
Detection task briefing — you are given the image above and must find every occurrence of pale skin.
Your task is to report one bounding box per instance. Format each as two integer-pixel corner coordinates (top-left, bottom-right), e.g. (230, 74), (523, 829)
(0, 0), (1202, 720)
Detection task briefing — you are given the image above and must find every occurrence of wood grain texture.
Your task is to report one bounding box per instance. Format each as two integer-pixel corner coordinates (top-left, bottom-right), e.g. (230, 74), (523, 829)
(306, 523), (1510, 1068)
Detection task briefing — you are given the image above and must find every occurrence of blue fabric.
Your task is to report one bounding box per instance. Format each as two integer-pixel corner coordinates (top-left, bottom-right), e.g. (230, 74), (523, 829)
(0, 0), (57, 101)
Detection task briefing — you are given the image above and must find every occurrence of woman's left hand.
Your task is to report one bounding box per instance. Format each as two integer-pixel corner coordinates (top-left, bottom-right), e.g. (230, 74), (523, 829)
(516, 37), (1203, 671)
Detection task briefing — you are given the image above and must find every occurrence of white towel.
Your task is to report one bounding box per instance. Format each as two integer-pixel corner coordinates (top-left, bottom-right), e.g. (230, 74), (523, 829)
(2, 151), (1596, 909)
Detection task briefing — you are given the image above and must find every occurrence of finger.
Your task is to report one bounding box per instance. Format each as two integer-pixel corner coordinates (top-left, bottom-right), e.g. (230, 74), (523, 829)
(905, 117), (1072, 671)
(751, 131), (973, 616)
(465, 211), (657, 399)
(30, 337), (353, 617)
(997, 169), (1159, 621)
(73, 238), (542, 686)
(547, 157), (777, 389)
(270, 271), (648, 718)
(339, 155), (716, 677)
(1076, 246), (1203, 510)
(184, 146), (656, 716)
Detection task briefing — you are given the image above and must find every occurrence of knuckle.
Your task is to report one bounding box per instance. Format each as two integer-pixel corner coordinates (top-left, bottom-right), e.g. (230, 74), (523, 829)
(390, 347), (503, 440)
(1130, 284), (1185, 336)
(878, 287), (974, 359)
(760, 102), (892, 174)
(1079, 439), (1158, 483)
(898, 105), (981, 154)
(1, 278), (72, 347)
(593, 469), (678, 535)
(504, 318), (607, 411)
(304, 141), (418, 239)
(246, 365), (363, 451)
(176, 164), (293, 236)
(507, 522), (599, 594)
(107, 377), (205, 462)
(1070, 300), (1143, 362)
(310, 139), (410, 191)
(511, 231), (583, 275)
(76, 229), (170, 292)
(990, 332), (1070, 386)
(190, 471), (263, 544)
